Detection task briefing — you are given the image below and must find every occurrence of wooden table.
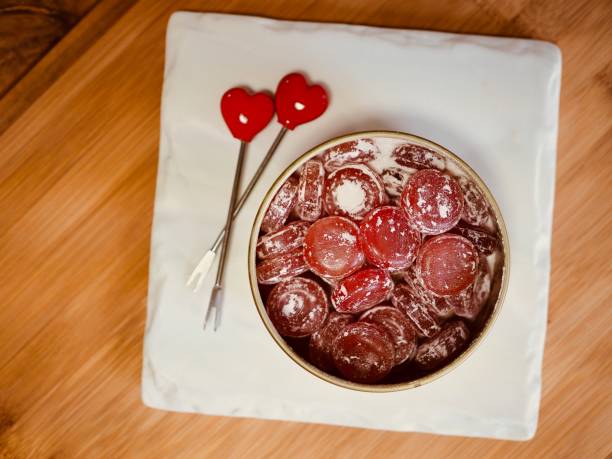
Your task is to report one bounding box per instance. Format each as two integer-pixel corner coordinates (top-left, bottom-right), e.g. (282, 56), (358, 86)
(1, 1), (610, 457)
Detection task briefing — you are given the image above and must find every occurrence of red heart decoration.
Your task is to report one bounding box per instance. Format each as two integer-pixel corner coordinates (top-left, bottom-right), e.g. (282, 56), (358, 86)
(221, 88), (275, 142)
(275, 73), (329, 130)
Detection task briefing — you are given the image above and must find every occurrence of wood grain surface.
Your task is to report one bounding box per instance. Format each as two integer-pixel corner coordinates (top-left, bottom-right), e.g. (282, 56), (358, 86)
(1, 0), (610, 457)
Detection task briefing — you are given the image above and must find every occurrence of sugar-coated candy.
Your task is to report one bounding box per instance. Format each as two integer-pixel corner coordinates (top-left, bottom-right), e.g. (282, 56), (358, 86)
(360, 306), (417, 365)
(303, 216), (365, 279)
(324, 164), (386, 221)
(451, 256), (492, 320)
(401, 169), (464, 235)
(261, 175), (299, 233)
(332, 322), (395, 383)
(308, 312), (355, 373)
(256, 249), (308, 285)
(359, 206), (421, 271)
(391, 143), (446, 170)
(256, 221), (310, 259)
(321, 138), (379, 172)
(381, 166), (413, 197)
(391, 283), (441, 338)
(458, 176), (490, 228)
(415, 320), (470, 370)
(295, 159), (326, 221)
(451, 221), (499, 256)
(416, 233), (479, 296)
(401, 265), (454, 319)
(266, 277), (329, 338)
(331, 268), (394, 314)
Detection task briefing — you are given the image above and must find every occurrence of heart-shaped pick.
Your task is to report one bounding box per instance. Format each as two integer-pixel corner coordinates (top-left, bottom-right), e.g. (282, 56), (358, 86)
(275, 73), (329, 130)
(221, 88), (275, 142)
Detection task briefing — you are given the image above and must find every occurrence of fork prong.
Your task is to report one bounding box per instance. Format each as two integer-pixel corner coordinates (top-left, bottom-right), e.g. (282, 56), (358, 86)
(204, 285), (221, 330)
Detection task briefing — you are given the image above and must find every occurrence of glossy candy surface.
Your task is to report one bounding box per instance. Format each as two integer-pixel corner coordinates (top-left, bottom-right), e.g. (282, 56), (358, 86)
(331, 268), (394, 314)
(401, 169), (463, 235)
(303, 216), (365, 279)
(359, 206), (420, 271)
(360, 306), (417, 365)
(332, 322), (395, 383)
(416, 234), (479, 296)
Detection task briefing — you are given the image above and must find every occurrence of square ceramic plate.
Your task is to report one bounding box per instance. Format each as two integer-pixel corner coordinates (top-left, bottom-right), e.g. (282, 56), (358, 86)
(142, 12), (560, 440)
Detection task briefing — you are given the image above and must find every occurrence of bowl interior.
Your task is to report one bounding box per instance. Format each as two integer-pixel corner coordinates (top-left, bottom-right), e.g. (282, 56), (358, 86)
(248, 130), (509, 392)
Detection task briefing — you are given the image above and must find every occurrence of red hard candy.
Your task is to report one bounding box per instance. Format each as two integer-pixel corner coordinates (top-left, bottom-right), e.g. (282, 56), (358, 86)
(451, 256), (492, 320)
(401, 169), (464, 235)
(458, 176), (490, 228)
(415, 320), (470, 370)
(391, 144), (446, 171)
(360, 306), (417, 365)
(331, 268), (394, 314)
(401, 265), (454, 319)
(416, 234), (479, 297)
(451, 221), (499, 256)
(381, 166), (414, 197)
(308, 312), (355, 373)
(390, 283), (441, 338)
(295, 159), (326, 221)
(266, 277), (329, 338)
(303, 216), (365, 279)
(256, 221), (310, 259)
(332, 322), (395, 383)
(324, 164), (386, 221)
(359, 206), (421, 271)
(320, 138), (379, 172)
(256, 249), (308, 285)
(261, 176), (299, 233)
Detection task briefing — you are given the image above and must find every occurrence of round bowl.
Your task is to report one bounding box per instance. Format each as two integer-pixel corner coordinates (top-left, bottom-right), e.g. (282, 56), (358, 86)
(248, 130), (509, 392)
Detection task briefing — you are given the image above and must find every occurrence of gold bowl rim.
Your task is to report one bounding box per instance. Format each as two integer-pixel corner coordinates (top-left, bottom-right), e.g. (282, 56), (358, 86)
(248, 130), (510, 393)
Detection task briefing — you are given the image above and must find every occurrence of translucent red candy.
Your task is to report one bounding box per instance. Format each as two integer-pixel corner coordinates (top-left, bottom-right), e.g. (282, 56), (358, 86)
(391, 143), (446, 170)
(458, 176), (490, 228)
(308, 312), (355, 373)
(401, 266), (454, 319)
(324, 164), (387, 221)
(359, 206), (421, 271)
(391, 283), (441, 338)
(416, 233), (479, 297)
(332, 322), (395, 383)
(261, 175), (299, 233)
(450, 256), (492, 320)
(415, 320), (470, 370)
(381, 166), (413, 197)
(303, 216), (365, 280)
(331, 268), (394, 314)
(266, 277), (329, 338)
(256, 249), (308, 285)
(320, 138), (379, 172)
(451, 221), (499, 256)
(256, 221), (310, 259)
(360, 306), (417, 365)
(401, 169), (464, 235)
(295, 159), (325, 221)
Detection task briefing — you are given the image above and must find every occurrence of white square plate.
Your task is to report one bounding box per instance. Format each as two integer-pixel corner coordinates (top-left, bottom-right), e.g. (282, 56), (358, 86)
(142, 12), (561, 440)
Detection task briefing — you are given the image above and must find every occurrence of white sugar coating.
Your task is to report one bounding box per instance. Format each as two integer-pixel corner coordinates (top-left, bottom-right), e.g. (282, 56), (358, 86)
(340, 231), (356, 244)
(332, 179), (366, 213)
(439, 202), (450, 218)
(282, 292), (303, 317)
(355, 138), (379, 154)
(366, 137), (406, 173)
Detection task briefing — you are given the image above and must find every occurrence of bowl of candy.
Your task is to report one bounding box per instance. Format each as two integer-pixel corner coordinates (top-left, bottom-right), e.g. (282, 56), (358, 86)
(248, 131), (509, 392)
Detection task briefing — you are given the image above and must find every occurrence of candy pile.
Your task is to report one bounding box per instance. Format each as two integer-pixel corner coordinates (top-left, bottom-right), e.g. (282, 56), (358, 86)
(256, 136), (501, 384)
